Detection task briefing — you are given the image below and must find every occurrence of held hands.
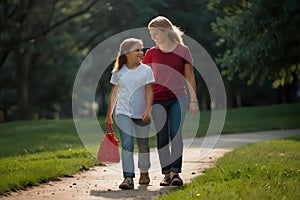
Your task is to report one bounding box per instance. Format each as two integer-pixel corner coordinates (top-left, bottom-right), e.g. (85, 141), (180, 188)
(142, 109), (151, 123)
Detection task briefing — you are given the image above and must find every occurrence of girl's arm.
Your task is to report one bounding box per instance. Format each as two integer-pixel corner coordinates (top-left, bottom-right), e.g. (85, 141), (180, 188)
(105, 85), (119, 126)
(142, 83), (153, 123)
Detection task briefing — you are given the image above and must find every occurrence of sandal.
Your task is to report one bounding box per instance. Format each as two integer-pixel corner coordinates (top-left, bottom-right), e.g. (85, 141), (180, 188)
(171, 174), (183, 186)
(160, 176), (172, 186)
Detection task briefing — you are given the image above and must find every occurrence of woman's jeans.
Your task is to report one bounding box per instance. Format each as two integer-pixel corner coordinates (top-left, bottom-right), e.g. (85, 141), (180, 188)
(116, 114), (151, 178)
(151, 96), (188, 174)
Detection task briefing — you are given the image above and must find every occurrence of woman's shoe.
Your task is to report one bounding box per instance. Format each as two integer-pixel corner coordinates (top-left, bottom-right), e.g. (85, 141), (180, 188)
(171, 174), (183, 186)
(139, 172), (150, 185)
(159, 176), (172, 186)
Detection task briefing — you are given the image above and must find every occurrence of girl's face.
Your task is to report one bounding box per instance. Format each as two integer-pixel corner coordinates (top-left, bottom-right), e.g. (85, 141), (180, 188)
(125, 42), (144, 64)
(149, 27), (168, 46)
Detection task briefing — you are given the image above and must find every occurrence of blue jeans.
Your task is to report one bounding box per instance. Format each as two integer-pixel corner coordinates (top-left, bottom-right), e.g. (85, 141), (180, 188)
(116, 114), (151, 178)
(151, 96), (188, 174)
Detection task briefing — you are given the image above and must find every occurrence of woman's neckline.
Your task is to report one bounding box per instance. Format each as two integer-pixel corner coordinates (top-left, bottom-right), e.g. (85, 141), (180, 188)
(158, 43), (179, 53)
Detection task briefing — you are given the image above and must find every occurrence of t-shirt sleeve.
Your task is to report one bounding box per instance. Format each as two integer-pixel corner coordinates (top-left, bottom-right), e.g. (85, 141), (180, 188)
(183, 46), (193, 65)
(142, 49), (152, 66)
(146, 67), (155, 84)
(110, 72), (118, 85)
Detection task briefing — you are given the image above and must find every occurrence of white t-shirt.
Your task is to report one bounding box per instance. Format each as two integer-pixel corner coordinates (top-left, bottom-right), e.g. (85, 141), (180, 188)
(110, 63), (155, 119)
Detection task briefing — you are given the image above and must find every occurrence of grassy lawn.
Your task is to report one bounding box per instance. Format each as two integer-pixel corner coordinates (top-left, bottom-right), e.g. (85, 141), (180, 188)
(0, 149), (97, 193)
(157, 135), (300, 200)
(0, 120), (82, 158)
(196, 103), (300, 136)
(0, 119), (99, 194)
(0, 103), (299, 194)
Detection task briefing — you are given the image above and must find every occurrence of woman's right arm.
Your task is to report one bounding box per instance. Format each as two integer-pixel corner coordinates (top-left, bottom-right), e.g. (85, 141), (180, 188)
(105, 85), (119, 126)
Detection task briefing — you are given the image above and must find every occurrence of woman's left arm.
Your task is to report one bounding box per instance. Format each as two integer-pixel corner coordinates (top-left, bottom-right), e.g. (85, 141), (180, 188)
(184, 63), (199, 117)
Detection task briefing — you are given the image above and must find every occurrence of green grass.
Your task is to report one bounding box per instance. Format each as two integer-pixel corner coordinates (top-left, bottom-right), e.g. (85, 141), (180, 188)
(0, 119), (83, 158)
(0, 149), (98, 193)
(158, 135), (300, 200)
(0, 120), (100, 194)
(195, 103), (300, 137)
(0, 103), (299, 194)
(222, 103), (300, 133)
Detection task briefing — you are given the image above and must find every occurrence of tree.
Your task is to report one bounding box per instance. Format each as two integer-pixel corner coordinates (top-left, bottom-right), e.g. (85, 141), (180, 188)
(207, 0), (300, 88)
(0, 0), (115, 119)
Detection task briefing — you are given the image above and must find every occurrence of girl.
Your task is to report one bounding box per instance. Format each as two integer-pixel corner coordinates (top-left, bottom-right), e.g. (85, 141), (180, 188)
(105, 38), (155, 189)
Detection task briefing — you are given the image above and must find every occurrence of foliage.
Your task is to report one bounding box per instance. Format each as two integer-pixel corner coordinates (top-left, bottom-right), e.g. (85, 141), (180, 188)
(158, 136), (300, 200)
(1, 0), (299, 120)
(1, 0), (226, 119)
(207, 0), (300, 88)
(1, 0), (102, 119)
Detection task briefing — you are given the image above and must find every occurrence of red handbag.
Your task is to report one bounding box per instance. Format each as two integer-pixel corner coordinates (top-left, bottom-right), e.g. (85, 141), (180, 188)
(98, 125), (120, 163)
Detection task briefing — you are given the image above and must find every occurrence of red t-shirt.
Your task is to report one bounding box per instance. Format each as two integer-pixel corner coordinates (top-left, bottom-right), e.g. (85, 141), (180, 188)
(143, 44), (193, 101)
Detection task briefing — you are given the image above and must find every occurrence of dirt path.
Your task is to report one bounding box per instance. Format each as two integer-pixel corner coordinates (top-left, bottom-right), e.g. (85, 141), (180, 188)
(1, 129), (299, 200)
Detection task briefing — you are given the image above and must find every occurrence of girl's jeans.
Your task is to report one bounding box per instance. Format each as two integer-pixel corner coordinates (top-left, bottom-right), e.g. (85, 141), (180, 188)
(116, 114), (151, 178)
(151, 96), (188, 174)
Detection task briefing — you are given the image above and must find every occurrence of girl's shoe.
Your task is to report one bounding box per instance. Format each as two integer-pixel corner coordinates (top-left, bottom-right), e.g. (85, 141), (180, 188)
(119, 177), (134, 189)
(139, 172), (150, 185)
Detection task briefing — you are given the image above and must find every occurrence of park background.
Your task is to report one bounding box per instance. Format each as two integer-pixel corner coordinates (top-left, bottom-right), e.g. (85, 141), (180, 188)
(1, 0), (300, 198)
(0, 0), (299, 121)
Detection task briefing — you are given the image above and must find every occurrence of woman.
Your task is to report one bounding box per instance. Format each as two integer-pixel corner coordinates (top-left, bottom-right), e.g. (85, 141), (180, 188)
(143, 16), (198, 186)
(105, 38), (155, 189)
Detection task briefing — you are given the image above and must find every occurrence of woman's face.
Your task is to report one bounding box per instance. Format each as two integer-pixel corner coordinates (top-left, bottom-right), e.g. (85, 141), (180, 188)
(149, 27), (168, 46)
(125, 42), (144, 64)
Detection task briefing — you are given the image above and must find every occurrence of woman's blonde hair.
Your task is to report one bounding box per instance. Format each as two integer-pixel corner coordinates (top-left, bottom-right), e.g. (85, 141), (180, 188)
(148, 16), (184, 44)
(112, 38), (143, 72)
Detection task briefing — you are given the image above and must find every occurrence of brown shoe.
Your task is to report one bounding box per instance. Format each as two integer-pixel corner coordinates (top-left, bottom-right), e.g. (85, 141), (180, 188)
(119, 177), (134, 189)
(139, 172), (150, 185)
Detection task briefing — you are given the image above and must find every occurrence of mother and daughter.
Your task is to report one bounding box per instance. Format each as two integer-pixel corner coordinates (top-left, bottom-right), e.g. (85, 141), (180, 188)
(105, 16), (198, 190)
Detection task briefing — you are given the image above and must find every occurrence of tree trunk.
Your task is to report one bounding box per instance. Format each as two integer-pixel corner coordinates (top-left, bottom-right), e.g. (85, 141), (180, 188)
(278, 82), (298, 104)
(224, 79), (234, 108)
(0, 46), (9, 72)
(235, 90), (243, 107)
(97, 84), (107, 116)
(201, 87), (209, 110)
(16, 51), (32, 120)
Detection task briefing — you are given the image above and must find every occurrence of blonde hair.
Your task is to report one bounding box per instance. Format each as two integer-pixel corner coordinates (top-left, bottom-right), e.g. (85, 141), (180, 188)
(148, 16), (184, 44)
(112, 38), (143, 72)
